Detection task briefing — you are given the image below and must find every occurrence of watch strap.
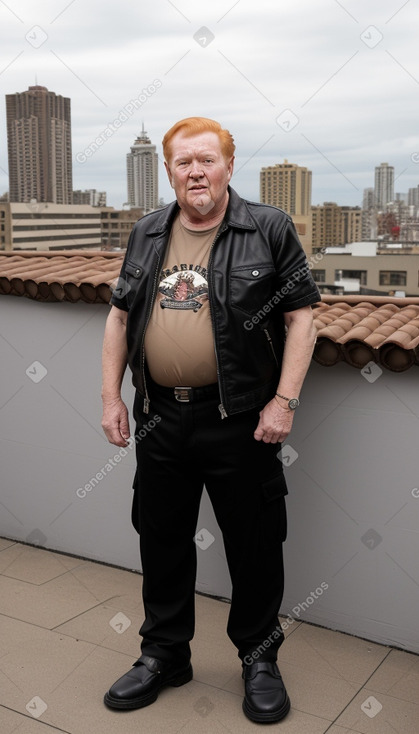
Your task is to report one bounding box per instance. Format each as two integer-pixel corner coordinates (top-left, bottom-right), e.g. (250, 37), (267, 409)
(275, 392), (300, 410)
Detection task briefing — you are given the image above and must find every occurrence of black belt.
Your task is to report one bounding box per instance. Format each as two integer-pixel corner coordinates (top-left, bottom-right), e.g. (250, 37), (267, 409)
(149, 381), (220, 403)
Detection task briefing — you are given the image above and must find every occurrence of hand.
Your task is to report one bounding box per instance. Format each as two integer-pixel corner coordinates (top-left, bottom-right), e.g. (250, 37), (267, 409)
(101, 397), (130, 447)
(254, 398), (294, 443)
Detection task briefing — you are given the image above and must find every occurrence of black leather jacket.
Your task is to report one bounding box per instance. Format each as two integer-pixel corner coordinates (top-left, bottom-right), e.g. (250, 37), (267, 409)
(111, 186), (321, 416)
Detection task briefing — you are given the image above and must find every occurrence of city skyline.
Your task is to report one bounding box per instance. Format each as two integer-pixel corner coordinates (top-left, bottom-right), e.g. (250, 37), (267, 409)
(0, 1), (419, 210)
(2, 84), (414, 215)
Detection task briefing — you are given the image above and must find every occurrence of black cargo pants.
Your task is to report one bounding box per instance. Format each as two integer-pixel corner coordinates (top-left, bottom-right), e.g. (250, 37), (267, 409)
(131, 380), (288, 667)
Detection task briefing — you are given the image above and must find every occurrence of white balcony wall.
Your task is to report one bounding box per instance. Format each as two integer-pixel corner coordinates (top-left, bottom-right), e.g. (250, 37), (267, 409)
(1, 296), (418, 653)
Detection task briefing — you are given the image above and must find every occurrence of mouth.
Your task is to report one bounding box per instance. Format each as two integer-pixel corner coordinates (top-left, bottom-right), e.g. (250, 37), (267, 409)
(188, 184), (207, 191)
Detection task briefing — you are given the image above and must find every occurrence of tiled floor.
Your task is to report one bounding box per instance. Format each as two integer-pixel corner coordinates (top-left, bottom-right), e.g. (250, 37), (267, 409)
(0, 537), (418, 734)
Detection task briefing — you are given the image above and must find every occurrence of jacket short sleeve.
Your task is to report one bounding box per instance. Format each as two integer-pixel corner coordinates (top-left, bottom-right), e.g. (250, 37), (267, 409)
(273, 217), (321, 311)
(109, 231), (135, 312)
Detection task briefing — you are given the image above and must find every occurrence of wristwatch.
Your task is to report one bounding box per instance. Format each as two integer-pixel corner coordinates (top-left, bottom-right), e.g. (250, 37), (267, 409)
(276, 393), (300, 410)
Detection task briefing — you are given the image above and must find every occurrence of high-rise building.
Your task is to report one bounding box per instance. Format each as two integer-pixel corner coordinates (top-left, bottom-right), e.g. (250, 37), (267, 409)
(6, 85), (72, 204)
(408, 186), (419, 208)
(362, 187), (377, 240)
(374, 162), (394, 210)
(260, 160), (311, 216)
(362, 187), (375, 210)
(341, 206), (362, 245)
(312, 202), (362, 248)
(260, 160), (312, 252)
(126, 125), (158, 213)
(312, 202), (342, 248)
(73, 189), (107, 207)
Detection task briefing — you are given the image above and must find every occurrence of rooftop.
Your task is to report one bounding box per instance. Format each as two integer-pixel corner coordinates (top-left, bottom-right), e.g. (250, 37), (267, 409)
(1, 537), (418, 734)
(312, 297), (419, 372)
(1, 250), (419, 372)
(0, 250), (122, 304)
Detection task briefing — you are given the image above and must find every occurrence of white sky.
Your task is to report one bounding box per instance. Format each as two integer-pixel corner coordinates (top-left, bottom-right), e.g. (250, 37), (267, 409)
(0, 0), (418, 209)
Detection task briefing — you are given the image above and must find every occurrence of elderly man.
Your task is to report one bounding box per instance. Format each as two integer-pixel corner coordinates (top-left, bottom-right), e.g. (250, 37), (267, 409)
(101, 117), (320, 723)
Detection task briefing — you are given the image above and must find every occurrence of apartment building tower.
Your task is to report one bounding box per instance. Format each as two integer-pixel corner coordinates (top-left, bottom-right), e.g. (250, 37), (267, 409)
(374, 162), (394, 211)
(312, 202), (362, 248)
(260, 159), (312, 216)
(73, 189), (107, 206)
(6, 85), (72, 204)
(260, 160), (313, 251)
(126, 125), (158, 213)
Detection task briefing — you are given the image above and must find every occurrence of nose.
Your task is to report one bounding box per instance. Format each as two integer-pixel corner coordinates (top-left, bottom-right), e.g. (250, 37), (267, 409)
(189, 161), (204, 178)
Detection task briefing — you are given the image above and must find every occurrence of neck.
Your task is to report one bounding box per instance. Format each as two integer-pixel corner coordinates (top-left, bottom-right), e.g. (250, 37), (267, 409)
(179, 209), (225, 231)
(179, 192), (229, 231)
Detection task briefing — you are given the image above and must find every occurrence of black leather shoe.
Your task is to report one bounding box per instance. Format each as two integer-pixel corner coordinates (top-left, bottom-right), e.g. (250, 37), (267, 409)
(104, 654), (193, 710)
(242, 662), (291, 723)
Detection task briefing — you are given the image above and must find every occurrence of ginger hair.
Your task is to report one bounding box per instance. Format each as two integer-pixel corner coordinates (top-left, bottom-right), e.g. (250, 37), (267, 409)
(162, 117), (235, 162)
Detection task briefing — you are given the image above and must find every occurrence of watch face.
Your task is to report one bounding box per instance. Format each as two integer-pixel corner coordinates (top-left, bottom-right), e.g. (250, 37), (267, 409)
(289, 398), (300, 410)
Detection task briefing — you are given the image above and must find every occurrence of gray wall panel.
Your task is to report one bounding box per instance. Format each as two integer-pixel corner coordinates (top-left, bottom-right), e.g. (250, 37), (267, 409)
(1, 296), (418, 652)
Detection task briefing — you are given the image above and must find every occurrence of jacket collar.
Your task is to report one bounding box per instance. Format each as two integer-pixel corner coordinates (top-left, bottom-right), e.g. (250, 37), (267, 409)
(224, 186), (257, 230)
(145, 186), (256, 235)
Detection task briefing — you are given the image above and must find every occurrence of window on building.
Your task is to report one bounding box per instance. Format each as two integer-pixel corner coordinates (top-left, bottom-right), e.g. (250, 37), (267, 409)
(379, 271), (407, 286)
(312, 269), (326, 283)
(334, 269), (367, 285)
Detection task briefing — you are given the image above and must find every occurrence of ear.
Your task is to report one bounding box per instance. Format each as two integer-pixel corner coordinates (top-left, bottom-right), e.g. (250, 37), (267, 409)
(164, 161), (174, 187)
(227, 156), (235, 180)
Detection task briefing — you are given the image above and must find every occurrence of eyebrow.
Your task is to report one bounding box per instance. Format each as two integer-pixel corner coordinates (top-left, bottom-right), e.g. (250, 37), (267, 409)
(173, 150), (217, 162)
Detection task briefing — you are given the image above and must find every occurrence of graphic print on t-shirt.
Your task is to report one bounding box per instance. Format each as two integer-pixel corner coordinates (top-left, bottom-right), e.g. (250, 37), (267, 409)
(158, 264), (208, 312)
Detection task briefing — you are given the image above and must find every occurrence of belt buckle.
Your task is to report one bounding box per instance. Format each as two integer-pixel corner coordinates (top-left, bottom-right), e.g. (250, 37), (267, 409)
(174, 386), (192, 402)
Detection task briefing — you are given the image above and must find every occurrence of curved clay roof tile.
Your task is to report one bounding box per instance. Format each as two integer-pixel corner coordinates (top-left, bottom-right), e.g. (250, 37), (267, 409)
(312, 339), (342, 366)
(339, 325), (375, 342)
(380, 343), (415, 372)
(341, 341), (375, 368)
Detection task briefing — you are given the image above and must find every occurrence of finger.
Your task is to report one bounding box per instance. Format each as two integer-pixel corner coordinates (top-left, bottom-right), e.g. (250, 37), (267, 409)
(112, 435), (129, 447)
(120, 425), (130, 441)
(104, 426), (127, 447)
(119, 413), (130, 440)
(253, 425), (264, 441)
(114, 420), (130, 445)
(263, 433), (281, 444)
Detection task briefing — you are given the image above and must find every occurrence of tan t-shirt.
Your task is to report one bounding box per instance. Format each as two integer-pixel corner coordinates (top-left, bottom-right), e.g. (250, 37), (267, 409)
(144, 213), (221, 387)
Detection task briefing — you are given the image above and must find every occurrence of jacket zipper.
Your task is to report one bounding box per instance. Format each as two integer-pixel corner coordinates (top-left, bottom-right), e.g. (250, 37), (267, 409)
(207, 224), (228, 418)
(264, 327), (279, 368)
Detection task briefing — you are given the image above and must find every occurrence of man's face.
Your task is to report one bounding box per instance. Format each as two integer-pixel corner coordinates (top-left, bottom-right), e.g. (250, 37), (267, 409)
(164, 131), (234, 220)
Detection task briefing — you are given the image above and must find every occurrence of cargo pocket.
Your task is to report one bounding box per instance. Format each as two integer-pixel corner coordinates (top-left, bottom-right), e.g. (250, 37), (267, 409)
(131, 469), (140, 534)
(260, 472), (288, 547)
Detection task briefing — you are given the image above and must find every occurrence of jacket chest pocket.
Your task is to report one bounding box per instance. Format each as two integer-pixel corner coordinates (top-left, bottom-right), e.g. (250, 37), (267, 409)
(229, 263), (276, 316)
(124, 259), (143, 281)
(114, 259), (144, 305)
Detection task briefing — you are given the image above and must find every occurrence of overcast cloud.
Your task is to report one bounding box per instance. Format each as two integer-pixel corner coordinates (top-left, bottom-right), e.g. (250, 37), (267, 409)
(0, 0), (418, 209)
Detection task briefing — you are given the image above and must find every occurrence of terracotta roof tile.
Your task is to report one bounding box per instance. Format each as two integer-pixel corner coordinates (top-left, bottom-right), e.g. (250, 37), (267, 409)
(2, 252), (419, 372)
(0, 250), (123, 304)
(313, 297), (419, 372)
